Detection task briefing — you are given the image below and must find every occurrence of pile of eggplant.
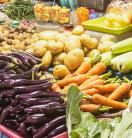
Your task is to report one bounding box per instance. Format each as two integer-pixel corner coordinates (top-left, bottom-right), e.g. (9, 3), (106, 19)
(0, 52), (66, 138)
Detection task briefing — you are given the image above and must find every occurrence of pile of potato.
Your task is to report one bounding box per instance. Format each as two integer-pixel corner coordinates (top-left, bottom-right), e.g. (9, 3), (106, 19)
(0, 23), (116, 79)
(0, 23), (36, 54)
(38, 26), (101, 77)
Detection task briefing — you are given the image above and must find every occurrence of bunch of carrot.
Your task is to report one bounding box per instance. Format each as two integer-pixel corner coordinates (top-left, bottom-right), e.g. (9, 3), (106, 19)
(52, 61), (132, 113)
(80, 79), (131, 113)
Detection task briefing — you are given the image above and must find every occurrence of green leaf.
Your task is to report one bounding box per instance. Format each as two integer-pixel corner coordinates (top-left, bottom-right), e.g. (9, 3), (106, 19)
(66, 86), (83, 138)
(113, 112), (132, 138)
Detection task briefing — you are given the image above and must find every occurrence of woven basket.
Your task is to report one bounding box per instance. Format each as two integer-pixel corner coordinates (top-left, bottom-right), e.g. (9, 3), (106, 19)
(78, 0), (111, 10)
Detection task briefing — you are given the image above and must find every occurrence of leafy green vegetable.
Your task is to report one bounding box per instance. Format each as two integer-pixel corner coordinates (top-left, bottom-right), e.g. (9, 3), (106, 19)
(4, 0), (35, 20)
(112, 112), (132, 138)
(66, 86), (132, 138)
(66, 86), (83, 138)
(70, 112), (124, 138)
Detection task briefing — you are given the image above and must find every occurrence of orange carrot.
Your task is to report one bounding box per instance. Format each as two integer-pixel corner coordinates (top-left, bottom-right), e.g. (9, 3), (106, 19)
(56, 74), (89, 88)
(104, 93), (111, 97)
(74, 61), (92, 75)
(81, 99), (90, 105)
(80, 104), (100, 113)
(108, 83), (131, 100)
(51, 83), (61, 92)
(92, 94), (127, 110)
(64, 74), (73, 79)
(86, 62), (107, 76)
(93, 83), (120, 93)
(128, 90), (132, 97)
(80, 79), (104, 91)
(79, 75), (100, 88)
(82, 88), (100, 96)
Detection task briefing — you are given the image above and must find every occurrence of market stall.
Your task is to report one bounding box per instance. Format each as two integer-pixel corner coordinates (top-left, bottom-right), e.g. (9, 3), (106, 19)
(0, 0), (132, 138)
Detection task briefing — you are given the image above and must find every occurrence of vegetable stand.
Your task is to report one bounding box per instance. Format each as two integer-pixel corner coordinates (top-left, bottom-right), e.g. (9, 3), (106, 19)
(0, 0), (132, 137)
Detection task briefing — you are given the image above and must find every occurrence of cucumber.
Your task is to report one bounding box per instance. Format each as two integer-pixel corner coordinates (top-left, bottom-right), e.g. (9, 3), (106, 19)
(111, 38), (132, 54)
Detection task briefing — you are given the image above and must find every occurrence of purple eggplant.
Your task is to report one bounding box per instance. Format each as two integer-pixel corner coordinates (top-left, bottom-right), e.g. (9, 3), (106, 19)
(8, 52), (30, 67)
(26, 114), (46, 124)
(10, 105), (24, 113)
(0, 55), (12, 62)
(20, 122), (32, 138)
(0, 105), (12, 124)
(1, 78), (50, 87)
(15, 90), (60, 99)
(5, 119), (19, 128)
(0, 68), (34, 80)
(47, 125), (67, 138)
(20, 97), (61, 106)
(14, 82), (52, 92)
(0, 89), (16, 98)
(15, 68), (24, 74)
(33, 115), (65, 138)
(12, 57), (28, 71)
(46, 105), (66, 116)
(24, 102), (62, 114)
(17, 114), (29, 123)
(11, 99), (19, 106)
(20, 52), (41, 64)
(0, 60), (8, 68)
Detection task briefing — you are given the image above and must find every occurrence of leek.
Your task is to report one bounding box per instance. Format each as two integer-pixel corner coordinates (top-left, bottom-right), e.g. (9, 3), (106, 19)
(111, 51), (132, 73)
(111, 38), (132, 55)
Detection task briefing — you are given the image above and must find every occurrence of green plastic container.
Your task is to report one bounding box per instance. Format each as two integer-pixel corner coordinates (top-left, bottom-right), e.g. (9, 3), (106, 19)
(82, 16), (132, 35)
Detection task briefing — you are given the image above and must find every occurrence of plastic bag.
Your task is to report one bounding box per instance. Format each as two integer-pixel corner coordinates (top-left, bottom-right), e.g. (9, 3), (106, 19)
(105, 0), (131, 27)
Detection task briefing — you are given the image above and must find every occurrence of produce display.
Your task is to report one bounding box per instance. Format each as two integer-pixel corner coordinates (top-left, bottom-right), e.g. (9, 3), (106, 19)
(0, 1), (132, 137)
(0, 52), (66, 138)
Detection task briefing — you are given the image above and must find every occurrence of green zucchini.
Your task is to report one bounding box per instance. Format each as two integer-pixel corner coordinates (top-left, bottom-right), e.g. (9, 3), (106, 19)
(111, 38), (132, 54)
(111, 51), (132, 73)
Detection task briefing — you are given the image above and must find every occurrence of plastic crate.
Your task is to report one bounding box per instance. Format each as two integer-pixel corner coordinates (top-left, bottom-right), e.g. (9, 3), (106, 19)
(0, 125), (22, 138)
(78, 0), (111, 11)
(0, 125), (68, 138)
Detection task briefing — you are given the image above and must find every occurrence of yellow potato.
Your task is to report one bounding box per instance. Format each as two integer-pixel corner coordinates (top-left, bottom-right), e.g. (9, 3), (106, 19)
(81, 34), (99, 49)
(53, 52), (67, 65)
(14, 42), (25, 51)
(39, 31), (58, 40)
(55, 33), (66, 43)
(3, 44), (12, 50)
(41, 51), (52, 69)
(65, 35), (81, 52)
(48, 40), (64, 55)
(64, 48), (84, 71)
(33, 40), (48, 57)
(72, 25), (84, 35)
(12, 39), (20, 45)
(53, 65), (69, 78)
